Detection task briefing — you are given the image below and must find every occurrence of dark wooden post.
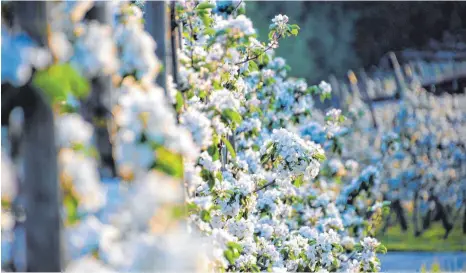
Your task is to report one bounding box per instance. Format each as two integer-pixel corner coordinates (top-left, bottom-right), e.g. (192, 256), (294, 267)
(347, 70), (362, 100)
(329, 75), (341, 109)
(84, 2), (117, 178)
(340, 82), (350, 109)
(358, 69), (378, 129)
(414, 61), (425, 85)
(170, 1), (181, 89)
(388, 52), (406, 99)
(451, 59), (459, 91)
(21, 85), (62, 272)
(374, 76), (383, 98)
(348, 70), (378, 129)
(12, 2), (62, 271)
(144, 0), (168, 92)
(403, 64), (412, 82)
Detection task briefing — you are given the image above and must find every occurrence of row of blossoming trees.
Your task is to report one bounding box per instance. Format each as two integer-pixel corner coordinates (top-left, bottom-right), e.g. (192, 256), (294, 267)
(8, 0), (466, 272)
(337, 71), (466, 239)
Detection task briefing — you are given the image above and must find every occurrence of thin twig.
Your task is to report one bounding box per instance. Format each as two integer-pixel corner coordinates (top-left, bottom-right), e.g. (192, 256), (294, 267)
(254, 180), (276, 193)
(187, 16), (197, 70)
(235, 44), (274, 66)
(232, 0), (243, 13)
(234, 34), (281, 66)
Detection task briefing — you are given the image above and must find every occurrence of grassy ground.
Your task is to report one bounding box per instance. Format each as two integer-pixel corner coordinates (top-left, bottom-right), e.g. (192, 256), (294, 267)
(377, 221), (466, 252)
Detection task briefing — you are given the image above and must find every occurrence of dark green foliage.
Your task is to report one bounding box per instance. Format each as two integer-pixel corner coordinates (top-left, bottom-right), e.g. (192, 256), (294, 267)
(246, 1), (466, 83)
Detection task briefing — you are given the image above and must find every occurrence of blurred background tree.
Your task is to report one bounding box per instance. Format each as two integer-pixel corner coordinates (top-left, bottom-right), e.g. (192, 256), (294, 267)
(247, 1), (466, 84)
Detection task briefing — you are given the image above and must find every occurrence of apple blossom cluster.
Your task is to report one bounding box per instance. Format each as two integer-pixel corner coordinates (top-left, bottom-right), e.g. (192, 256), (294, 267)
(260, 128), (325, 180)
(57, 114), (107, 215)
(271, 15), (289, 36)
(180, 109), (214, 150)
(172, 1), (387, 272)
(319, 81), (332, 96)
(1, 1), (204, 272)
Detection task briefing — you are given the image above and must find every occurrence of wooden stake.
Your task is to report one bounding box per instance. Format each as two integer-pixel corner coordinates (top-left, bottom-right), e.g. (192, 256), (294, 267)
(13, 2), (62, 271)
(144, 1), (168, 92)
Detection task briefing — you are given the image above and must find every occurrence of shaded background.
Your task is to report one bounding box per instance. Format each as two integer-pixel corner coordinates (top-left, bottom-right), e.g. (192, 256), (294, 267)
(247, 1), (466, 84)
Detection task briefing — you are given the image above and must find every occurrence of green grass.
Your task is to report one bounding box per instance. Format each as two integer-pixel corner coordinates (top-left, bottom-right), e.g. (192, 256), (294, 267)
(377, 222), (466, 252)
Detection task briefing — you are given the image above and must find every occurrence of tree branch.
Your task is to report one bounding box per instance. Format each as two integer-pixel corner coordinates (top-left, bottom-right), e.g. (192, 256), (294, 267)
(254, 180), (276, 193)
(234, 34), (281, 66)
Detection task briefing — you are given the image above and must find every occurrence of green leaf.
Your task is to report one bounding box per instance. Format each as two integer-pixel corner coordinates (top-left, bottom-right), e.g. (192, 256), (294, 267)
(312, 152), (327, 162)
(187, 202), (199, 214)
(334, 176), (342, 184)
(338, 114), (345, 123)
(215, 171), (223, 181)
(258, 53), (264, 65)
(332, 243), (344, 253)
(260, 153), (270, 164)
(224, 249), (235, 264)
(263, 53), (270, 65)
(306, 86), (319, 94)
(320, 94), (326, 102)
(204, 27), (216, 36)
(200, 13), (213, 26)
(152, 146), (184, 178)
(265, 77), (276, 85)
(250, 264), (260, 272)
(376, 244), (387, 254)
(64, 194), (80, 226)
(208, 144), (220, 161)
(222, 136), (236, 159)
(290, 28), (299, 36)
(292, 175), (304, 187)
(200, 209), (211, 222)
(222, 108), (243, 125)
(196, 2), (215, 10)
(237, 6), (246, 15)
(175, 92), (184, 113)
(226, 241), (243, 252)
(212, 80), (222, 90)
(201, 169), (216, 189)
(221, 72), (230, 83)
(208, 134), (220, 160)
(199, 90), (208, 99)
(248, 60), (259, 72)
(33, 63), (90, 103)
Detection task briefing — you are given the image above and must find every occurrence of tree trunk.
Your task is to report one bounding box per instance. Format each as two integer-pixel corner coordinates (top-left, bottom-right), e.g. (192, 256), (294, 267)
(393, 199), (408, 231)
(413, 190), (421, 236)
(463, 206), (466, 234)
